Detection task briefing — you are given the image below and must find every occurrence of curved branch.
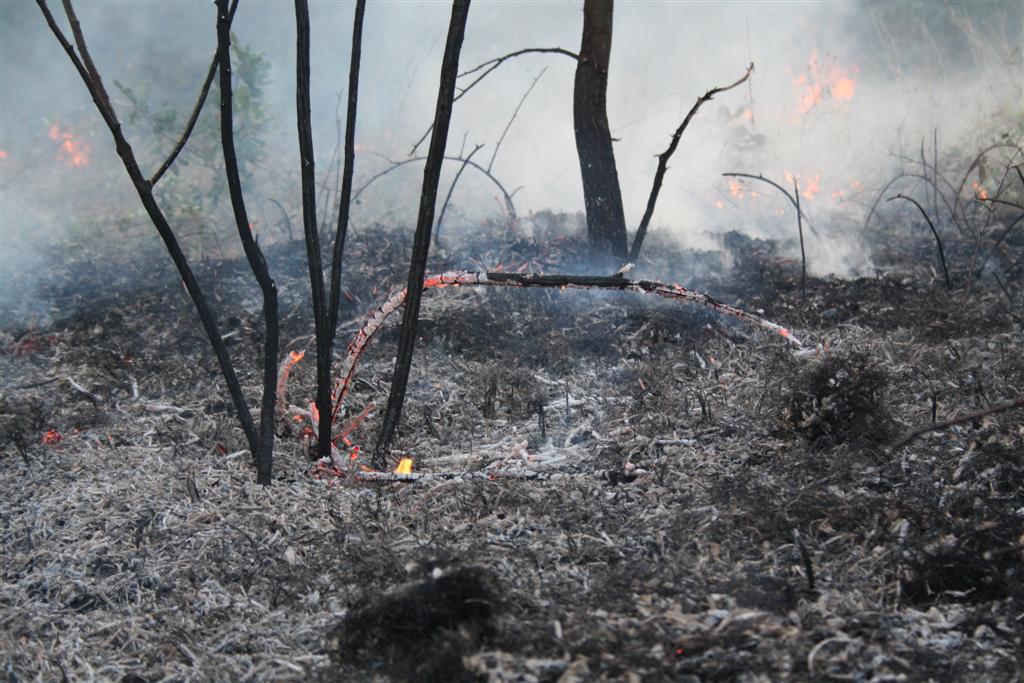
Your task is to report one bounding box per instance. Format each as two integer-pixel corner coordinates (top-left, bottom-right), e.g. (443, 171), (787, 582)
(887, 194), (951, 289)
(436, 143), (484, 247)
(721, 172), (820, 238)
(353, 154), (517, 219)
(629, 63), (753, 261)
(410, 46), (577, 156)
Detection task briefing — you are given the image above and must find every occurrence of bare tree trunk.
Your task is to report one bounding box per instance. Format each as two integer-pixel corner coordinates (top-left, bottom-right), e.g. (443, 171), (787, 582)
(574, 0), (628, 267)
(373, 0), (471, 467)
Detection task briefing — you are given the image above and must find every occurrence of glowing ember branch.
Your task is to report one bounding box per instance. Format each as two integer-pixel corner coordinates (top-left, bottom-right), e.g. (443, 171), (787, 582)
(275, 349), (305, 419)
(330, 271), (802, 424)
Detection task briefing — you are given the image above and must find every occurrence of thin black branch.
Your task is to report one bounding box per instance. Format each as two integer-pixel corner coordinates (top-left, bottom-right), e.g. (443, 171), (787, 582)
(294, 0), (333, 465)
(38, 0), (260, 460)
(353, 154), (517, 220)
(795, 178), (806, 297)
(436, 143), (484, 247)
(720, 172), (820, 239)
(488, 67), (546, 173)
(888, 395), (1024, 452)
(888, 194), (951, 290)
(216, 0), (279, 483)
(976, 212), (1024, 276)
(268, 198), (295, 241)
(320, 0), (366, 461)
(149, 0), (238, 186)
(409, 46), (576, 156)
(375, 0), (471, 466)
(629, 63), (754, 262)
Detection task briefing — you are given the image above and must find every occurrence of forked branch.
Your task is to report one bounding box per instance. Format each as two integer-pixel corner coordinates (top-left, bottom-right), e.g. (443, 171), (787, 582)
(629, 63), (754, 261)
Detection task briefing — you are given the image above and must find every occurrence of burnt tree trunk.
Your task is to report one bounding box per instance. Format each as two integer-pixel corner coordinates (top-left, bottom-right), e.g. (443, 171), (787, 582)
(574, 0), (628, 267)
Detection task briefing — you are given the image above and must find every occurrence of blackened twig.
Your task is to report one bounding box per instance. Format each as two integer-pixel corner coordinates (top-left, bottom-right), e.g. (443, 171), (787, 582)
(38, 0), (260, 461)
(888, 194), (951, 290)
(795, 178), (806, 297)
(410, 46), (576, 156)
(267, 198), (295, 241)
(792, 529), (816, 593)
(629, 63), (754, 262)
(721, 172), (820, 238)
(294, 0), (334, 467)
(150, 0), (239, 186)
(888, 395), (1024, 452)
(217, 0), (280, 483)
(374, 0), (472, 466)
(436, 143), (484, 248)
(353, 154), (517, 220)
(488, 67), (546, 173)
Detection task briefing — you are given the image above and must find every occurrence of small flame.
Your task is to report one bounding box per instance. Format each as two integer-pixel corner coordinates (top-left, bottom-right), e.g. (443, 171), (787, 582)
(394, 457), (413, 474)
(42, 429), (63, 445)
(790, 49), (858, 116)
(49, 122), (91, 167)
(971, 180), (988, 200)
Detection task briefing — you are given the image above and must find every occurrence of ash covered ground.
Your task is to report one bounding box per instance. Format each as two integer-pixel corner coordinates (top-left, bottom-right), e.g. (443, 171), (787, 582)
(1, 215), (1022, 681)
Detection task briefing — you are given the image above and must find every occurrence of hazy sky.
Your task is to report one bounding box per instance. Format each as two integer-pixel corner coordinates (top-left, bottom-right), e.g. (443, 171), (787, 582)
(1, 0), (1021, 316)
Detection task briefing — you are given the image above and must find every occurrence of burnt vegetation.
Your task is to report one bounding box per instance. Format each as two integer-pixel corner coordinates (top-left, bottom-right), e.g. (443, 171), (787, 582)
(2, 1), (1023, 681)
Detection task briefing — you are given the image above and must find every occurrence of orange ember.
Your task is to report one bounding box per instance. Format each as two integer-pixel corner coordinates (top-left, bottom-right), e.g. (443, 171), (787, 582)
(42, 429), (63, 445)
(49, 123), (91, 166)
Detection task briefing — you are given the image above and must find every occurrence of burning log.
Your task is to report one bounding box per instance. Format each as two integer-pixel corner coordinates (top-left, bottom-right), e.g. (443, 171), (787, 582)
(328, 270), (801, 451)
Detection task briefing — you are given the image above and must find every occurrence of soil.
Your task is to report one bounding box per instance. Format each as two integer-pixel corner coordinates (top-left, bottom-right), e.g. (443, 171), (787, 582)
(2, 214), (1022, 682)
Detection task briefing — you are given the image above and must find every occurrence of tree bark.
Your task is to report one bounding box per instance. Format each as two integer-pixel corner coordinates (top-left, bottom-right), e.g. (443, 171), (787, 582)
(373, 0), (471, 467)
(574, 0), (628, 268)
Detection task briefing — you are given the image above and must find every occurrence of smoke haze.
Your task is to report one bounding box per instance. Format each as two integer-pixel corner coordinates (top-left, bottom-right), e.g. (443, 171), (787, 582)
(1, 1), (1021, 323)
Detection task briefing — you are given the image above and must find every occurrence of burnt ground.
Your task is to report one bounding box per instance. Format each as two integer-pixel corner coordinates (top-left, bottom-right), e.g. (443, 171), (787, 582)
(1, 215), (1022, 682)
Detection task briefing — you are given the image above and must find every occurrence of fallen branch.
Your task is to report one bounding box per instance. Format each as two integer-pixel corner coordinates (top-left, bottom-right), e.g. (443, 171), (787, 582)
(887, 395), (1024, 452)
(887, 194), (951, 290)
(330, 271), (802, 430)
(629, 63), (753, 262)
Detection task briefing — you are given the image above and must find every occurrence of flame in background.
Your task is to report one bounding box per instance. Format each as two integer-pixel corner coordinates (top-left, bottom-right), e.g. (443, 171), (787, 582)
(49, 123), (91, 167)
(791, 49), (859, 116)
(783, 171), (822, 200)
